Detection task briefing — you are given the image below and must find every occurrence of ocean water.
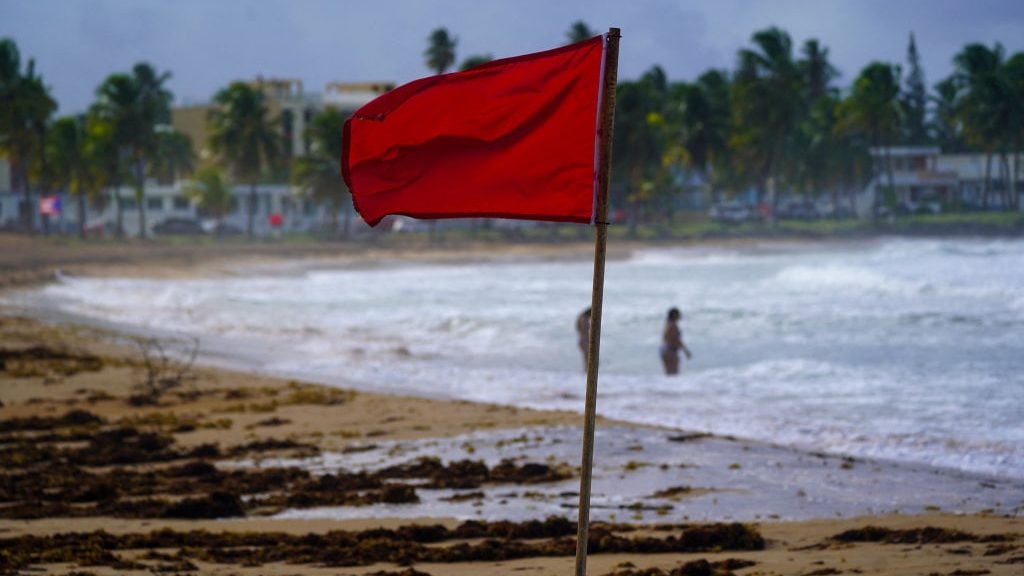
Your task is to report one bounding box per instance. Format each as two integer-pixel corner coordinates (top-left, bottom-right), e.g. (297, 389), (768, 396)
(7, 237), (1023, 480)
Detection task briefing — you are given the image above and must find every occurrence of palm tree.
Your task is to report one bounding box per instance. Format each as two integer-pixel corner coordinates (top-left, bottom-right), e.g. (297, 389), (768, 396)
(799, 93), (870, 212)
(182, 165), (233, 232)
(45, 115), (100, 238)
(92, 74), (134, 236)
(291, 108), (349, 238)
(952, 43), (1012, 208)
(798, 39), (838, 103)
(613, 66), (670, 234)
(837, 62), (903, 210)
(931, 77), (965, 152)
(1005, 53), (1024, 209)
(793, 39), (840, 200)
(0, 39), (56, 232)
(82, 111), (123, 235)
(151, 128), (196, 185)
(93, 63), (173, 237)
(207, 81), (281, 239)
(730, 27), (804, 207)
(566, 21), (597, 44)
(425, 28), (457, 75)
(670, 70), (733, 202)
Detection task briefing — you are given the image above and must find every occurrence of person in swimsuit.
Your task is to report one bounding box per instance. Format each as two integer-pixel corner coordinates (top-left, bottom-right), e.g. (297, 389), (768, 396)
(660, 307), (692, 375)
(576, 307), (591, 371)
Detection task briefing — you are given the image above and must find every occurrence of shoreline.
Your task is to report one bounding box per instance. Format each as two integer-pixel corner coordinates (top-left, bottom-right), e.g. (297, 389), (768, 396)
(0, 229), (954, 289)
(6, 234), (1021, 483)
(2, 313), (1015, 573)
(2, 236), (1023, 575)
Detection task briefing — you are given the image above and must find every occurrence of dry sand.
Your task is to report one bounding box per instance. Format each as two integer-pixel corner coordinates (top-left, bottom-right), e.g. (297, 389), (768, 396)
(0, 234), (1021, 576)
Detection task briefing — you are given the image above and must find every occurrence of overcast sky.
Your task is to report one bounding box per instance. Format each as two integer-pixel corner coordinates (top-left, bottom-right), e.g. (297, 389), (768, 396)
(3, 0), (1023, 115)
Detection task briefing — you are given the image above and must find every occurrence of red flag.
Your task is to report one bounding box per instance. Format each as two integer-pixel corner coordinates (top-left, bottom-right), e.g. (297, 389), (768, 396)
(342, 35), (606, 227)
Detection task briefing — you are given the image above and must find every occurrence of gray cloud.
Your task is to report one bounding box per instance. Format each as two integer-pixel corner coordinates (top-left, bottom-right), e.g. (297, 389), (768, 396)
(1, 0), (1022, 115)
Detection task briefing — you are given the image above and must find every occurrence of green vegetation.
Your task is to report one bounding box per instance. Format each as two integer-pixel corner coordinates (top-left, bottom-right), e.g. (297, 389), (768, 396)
(1, 21), (1023, 243)
(207, 82), (282, 239)
(92, 63), (178, 238)
(290, 107), (350, 237)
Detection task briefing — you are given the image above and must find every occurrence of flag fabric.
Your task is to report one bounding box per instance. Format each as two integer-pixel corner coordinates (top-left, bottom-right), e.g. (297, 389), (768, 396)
(39, 196), (62, 216)
(342, 35), (606, 227)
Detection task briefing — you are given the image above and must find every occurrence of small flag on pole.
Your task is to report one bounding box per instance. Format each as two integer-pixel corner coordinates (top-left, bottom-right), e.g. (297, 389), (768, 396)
(39, 196), (62, 216)
(342, 35), (606, 227)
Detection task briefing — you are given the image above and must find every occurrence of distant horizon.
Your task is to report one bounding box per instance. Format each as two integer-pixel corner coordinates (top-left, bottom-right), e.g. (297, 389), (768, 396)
(2, 0), (1023, 116)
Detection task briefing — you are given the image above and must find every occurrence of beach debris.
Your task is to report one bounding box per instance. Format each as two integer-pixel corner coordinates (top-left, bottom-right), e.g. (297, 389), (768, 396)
(0, 412), (582, 521)
(653, 486), (694, 499)
(0, 345), (103, 378)
(130, 336), (199, 405)
(0, 408), (104, 432)
(667, 433), (711, 443)
(820, 525), (1013, 548)
(599, 557), (757, 576)
(0, 520), (764, 572)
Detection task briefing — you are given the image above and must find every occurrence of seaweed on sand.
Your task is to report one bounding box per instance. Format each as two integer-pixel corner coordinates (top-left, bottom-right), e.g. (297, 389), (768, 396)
(0, 409), (104, 433)
(378, 456), (572, 489)
(0, 520), (765, 571)
(600, 558), (758, 576)
(0, 346), (104, 378)
(829, 525), (1012, 545)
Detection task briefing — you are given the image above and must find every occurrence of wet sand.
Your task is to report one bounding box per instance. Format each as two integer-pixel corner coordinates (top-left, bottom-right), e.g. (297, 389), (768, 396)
(1, 234), (1022, 575)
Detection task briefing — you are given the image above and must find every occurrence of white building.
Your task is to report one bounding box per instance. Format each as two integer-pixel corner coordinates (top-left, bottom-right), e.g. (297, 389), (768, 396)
(859, 147), (1022, 216)
(0, 176), (364, 237)
(936, 153), (1022, 210)
(0, 78), (392, 236)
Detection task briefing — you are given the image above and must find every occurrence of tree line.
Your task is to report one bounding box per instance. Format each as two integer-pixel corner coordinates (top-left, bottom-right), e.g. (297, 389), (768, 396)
(2, 22), (1023, 240)
(0, 37), (338, 239)
(603, 25), (1024, 227)
(428, 21), (1024, 227)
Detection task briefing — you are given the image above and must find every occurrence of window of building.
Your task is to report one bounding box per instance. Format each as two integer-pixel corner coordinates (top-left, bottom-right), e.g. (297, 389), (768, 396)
(147, 197), (164, 211)
(121, 198), (137, 209)
(172, 196), (190, 210)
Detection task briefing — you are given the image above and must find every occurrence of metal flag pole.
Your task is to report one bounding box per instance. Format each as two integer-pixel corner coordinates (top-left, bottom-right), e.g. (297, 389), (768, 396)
(574, 26), (620, 576)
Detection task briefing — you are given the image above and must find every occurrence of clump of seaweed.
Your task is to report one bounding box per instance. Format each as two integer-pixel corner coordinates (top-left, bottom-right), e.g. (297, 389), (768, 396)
(600, 558), (757, 576)
(378, 456), (571, 490)
(0, 409), (105, 433)
(830, 526), (1011, 545)
(159, 491), (245, 519)
(226, 438), (320, 457)
(0, 345), (104, 378)
(0, 520), (765, 572)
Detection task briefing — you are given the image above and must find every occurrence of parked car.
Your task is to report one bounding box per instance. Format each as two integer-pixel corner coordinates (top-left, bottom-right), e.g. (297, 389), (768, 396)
(202, 220), (243, 235)
(776, 200), (820, 220)
(152, 217), (205, 235)
(708, 199), (757, 222)
(877, 200), (942, 218)
(708, 201), (752, 224)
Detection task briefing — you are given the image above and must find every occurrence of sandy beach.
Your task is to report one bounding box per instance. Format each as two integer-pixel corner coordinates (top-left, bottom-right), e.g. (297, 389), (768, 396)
(1, 234), (1022, 576)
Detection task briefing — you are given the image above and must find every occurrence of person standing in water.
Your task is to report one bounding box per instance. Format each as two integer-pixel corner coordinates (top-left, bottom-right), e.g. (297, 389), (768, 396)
(576, 307), (591, 371)
(660, 307), (692, 375)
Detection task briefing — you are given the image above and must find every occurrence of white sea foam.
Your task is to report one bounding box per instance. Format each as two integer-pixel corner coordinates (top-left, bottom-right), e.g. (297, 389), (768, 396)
(5, 237), (1023, 480)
